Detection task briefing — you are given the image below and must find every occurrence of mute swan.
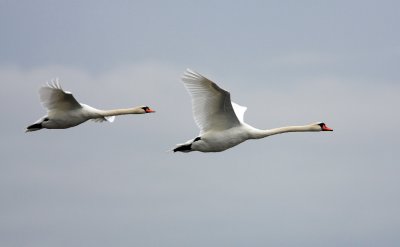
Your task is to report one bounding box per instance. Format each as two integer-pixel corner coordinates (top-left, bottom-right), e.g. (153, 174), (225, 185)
(26, 79), (155, 132)
(173, 69), (333, 153)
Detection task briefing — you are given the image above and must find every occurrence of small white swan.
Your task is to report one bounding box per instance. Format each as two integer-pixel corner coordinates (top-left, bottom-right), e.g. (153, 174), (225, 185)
(26, 79), (155, 132)
(173, 69), (333, 153)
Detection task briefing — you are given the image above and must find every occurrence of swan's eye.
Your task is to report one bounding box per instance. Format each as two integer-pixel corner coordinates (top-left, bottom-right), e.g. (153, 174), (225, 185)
(318, 122), (333, 131)
(317, 122), (326, 130)
(141, 106), (155, 113)
(43, 118), (49, 122)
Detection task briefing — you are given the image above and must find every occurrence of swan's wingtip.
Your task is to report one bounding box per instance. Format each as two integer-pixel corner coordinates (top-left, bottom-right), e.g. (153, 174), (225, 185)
(183, 68), (194, 75)
(182, 68), (202, 81)
(43, 77), (62, 89)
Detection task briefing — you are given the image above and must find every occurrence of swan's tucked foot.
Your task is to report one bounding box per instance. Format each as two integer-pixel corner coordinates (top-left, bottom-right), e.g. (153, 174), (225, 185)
(173, 137), (201, 153)
(173, 143), (192, 153)
(26, 123), (42, 132)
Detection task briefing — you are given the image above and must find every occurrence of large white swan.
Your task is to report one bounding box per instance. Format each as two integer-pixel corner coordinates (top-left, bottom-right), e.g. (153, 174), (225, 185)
(173, 69), (333, 153)
(26, 79), (155, 132)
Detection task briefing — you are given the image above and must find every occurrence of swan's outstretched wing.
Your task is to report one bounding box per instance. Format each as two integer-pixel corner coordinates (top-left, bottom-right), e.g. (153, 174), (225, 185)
(39, 79), (82, 111)
(182, 69), (241, 134)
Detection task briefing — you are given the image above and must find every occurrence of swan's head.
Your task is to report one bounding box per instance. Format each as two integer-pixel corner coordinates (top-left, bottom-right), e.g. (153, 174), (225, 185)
(141, 106), (155, 113)
(314, 122), (333, 131)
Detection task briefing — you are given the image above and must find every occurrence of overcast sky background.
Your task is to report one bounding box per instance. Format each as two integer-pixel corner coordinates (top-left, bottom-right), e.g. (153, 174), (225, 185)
(1, 0), (399, 246)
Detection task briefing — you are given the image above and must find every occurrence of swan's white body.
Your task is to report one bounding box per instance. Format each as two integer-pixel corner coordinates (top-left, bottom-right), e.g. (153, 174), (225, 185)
(173, 69), (333, 153)
(26, 80), (155, 132)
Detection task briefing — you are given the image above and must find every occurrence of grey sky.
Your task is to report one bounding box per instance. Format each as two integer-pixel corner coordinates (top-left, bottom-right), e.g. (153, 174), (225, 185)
(1, 1), (400, 246)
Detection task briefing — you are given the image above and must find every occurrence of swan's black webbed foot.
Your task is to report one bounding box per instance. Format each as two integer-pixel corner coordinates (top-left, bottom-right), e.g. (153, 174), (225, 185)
(173, 144), (192, 152)
(173, 137), (201, 152)
(26, 123), (43, 132)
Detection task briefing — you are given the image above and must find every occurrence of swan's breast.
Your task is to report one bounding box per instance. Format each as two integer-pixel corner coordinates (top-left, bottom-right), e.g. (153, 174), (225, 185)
(194, 127), (250, 152)
(45, 109), (94, 128)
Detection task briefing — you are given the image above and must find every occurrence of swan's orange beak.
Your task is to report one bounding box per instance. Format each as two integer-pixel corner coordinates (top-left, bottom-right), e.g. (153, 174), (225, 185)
(145, 108), (155, 113)
(322, 124), (333, 131)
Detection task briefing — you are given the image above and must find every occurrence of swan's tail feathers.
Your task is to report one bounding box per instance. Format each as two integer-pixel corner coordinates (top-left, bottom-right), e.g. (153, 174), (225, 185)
(173, 143), (193, 153)
(105, 116), (115, 123)
(25, 123), (42, 132)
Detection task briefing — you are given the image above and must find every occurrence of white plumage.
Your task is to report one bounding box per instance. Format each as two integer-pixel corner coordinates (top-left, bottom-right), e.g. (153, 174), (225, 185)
(173, 69), (333, 153)
(26, 79), (155, 132)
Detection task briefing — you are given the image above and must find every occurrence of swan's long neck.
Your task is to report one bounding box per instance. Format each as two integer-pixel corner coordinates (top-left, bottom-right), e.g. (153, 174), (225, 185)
(248, 124), (319, 139)
(98, 107), (144, 117)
